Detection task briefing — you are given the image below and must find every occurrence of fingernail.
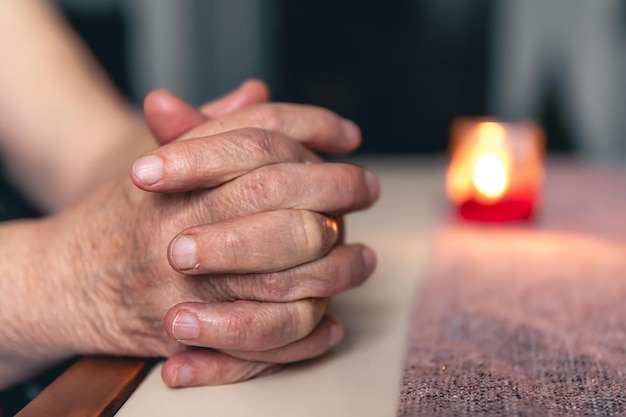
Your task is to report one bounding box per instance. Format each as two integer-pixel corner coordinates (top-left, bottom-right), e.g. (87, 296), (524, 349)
(364, 171), (380, 202)
(361, 246), (377, 276)
(172, 310), (200, 340)
(341, 119), (361, 145)
(329, 317), (344, 347)
(132, 155), (163, 185)
(172, 365), (194, 387)
(171, 236), (199, 270)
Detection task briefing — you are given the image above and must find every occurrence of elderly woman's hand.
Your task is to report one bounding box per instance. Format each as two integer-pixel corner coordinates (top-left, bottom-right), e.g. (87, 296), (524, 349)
(17, 94), (378, 388)
(123, 85), (379, 387)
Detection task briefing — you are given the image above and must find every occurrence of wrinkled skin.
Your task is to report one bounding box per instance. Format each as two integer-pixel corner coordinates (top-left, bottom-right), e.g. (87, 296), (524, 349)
(11, 82), (380, 388)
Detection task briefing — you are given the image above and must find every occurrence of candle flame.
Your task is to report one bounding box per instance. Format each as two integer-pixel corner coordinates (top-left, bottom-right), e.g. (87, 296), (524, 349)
(472, 153), (507, 199)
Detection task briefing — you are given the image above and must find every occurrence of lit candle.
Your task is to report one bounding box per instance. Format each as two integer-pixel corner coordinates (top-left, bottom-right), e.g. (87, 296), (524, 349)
(446, 118), (544, 222)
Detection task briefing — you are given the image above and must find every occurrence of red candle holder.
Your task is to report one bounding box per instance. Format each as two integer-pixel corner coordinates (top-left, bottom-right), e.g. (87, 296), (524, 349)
(446, 118), (544, 222)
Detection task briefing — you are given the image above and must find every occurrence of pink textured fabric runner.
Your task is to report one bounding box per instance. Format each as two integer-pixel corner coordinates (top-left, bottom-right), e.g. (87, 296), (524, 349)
(398, 162), (626, 416)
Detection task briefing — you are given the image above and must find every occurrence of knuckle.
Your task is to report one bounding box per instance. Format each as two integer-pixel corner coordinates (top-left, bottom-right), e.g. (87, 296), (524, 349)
(223, 300), (326, 350)
(282, 305), (301, 340)
(175, 141), (206, 175)
(261, 273), (297, 301)
(240, 127), (278, 158)
(289, 299), (327, 337)
(216, 272), (300, 302)
(227, 303), (294, 349)
(282, 250), (361, 300)
(207, 128), (278, 168)
(290, 211), (325, 257)
(242, 168), (288, 210)
(214, 229), (246, 268)
(223, 307), (257, 347)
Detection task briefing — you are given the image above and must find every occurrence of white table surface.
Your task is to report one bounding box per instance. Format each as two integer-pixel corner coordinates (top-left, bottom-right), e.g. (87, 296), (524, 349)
(116, 156), (446, 417)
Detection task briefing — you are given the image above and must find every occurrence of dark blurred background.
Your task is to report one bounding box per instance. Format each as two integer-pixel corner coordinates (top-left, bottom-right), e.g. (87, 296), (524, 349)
(4, 2), (624, 413)
(276, 1), (493, 154)
(56, 0), (626, 160)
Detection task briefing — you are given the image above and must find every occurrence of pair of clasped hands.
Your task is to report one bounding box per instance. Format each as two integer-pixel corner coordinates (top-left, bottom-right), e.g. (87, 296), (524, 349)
(55, 80), (379, 388)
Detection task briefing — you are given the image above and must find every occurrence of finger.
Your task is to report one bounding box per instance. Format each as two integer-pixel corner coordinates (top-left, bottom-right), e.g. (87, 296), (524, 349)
(203, 162), (380, 220)
(143, 89), (206, 145)
(221, 316), (343, 363)
(161, 349), (278, 387)
(131, 128), (321, 191)
(177, 102), (361, 154)
(200, 79), (271, 118)
(143, 79), (271, 145)
(193, 244), (376, 302)
(164, 298), (329, 351)
(168, 210), (340, 275)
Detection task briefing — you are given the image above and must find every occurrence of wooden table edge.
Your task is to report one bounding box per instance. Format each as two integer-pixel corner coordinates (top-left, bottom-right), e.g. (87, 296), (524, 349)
(16, 357), (155, 417)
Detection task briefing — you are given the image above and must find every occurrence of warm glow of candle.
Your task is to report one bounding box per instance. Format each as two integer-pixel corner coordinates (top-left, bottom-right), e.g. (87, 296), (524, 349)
(446, 118), (544, 222)
(476, 122), (505, 146)
(472, 153), (508, 199)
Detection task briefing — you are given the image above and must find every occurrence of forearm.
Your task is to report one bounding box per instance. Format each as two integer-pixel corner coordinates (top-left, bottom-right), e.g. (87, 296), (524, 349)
(0, 218), (75, 389)
(0, 0), (153, 212)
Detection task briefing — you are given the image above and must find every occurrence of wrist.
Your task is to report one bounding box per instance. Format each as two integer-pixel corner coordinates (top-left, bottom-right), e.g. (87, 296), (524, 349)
(0, 218), (74, 389)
